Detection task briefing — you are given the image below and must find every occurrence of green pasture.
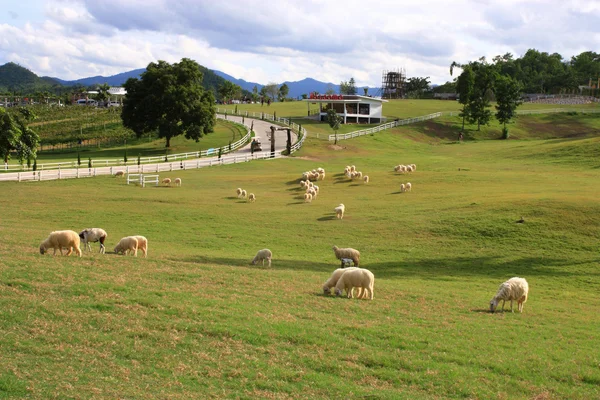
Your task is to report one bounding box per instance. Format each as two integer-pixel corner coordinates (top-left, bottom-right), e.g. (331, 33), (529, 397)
(1, 112), (599, 398)
(29, 119), (247, 165)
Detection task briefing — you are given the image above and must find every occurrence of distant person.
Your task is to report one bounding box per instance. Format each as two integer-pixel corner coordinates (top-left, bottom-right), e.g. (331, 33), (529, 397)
(261, 97), (264, 106)
(267, 98), (271, 106)
(458, 132), (464, 142)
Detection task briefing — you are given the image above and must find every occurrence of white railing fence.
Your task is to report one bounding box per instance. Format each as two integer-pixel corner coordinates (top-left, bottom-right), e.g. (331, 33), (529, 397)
(328, 112), (442, 141)
(444, 108), (600, 117)
(1, 116), (250, 173)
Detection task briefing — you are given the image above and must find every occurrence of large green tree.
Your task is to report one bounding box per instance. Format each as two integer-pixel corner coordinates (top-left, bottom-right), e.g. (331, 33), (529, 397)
(326, 108), (342, 145)
(455, 67), (474, 130)
(121, 58), (216, 148)
(0, 107), (40, 164)
(263, 82), (279, 101)
(278, 83), (289, 101)
(95, 83), (110, 104)
(218, 80), (242, 103)
(494, 75), (522, 139)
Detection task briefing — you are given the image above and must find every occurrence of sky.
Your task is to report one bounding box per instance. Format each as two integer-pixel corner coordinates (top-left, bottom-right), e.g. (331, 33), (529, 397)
(0, 0), (598, 87)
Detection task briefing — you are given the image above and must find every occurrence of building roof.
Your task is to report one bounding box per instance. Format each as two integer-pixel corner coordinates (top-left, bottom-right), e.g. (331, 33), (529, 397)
(304, 94), (387, 103)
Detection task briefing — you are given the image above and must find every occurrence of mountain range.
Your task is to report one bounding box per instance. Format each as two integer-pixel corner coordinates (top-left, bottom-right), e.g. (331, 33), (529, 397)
(0, 62), (380, 98)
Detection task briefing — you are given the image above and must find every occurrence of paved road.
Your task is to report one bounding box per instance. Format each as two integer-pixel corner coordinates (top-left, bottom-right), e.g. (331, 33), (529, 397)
(219, 114), (298, 155)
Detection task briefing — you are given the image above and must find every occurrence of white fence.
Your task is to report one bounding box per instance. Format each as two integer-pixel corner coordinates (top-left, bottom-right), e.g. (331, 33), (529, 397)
(444, 108), (600, 117)
(0, 116), (308, 183)
(1, 116), (250, 173)
(328, 112), (442, 141)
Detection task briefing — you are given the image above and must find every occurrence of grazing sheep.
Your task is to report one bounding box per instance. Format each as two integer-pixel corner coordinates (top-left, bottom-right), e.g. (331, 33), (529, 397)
(241, 189), (247, 199)
(318, 172), (325, 180)
(162, 178), (172, 186)
(334, 203), (345, 219)
(39, 230), (82, 257)
(334, 268), (375, 300)
(304, 193), (313, 203)
(248, 193), (256, 202)
(405, 182), (412, 192)
(350, 165), (356, 172)
(300, 180), (308, 189)
(78, 228), (108, 254)
(322, 267), (359, 295)
(174, 178), (182, 186)
(410, 164), (416, 171)
(236, 188), (243, 197)
(363, 175), (369, 184)
(251, 249), (272, 267)
(132, 235), (148, 258)
(313, 185), (320, 194)
(406, 166), (413, 173)
(114, 236), (139, 256)
(114, 170), (125, 177)
(490, 277), (529, 313)
(307, 188), (317, 198)
(332, 245), (360, 267)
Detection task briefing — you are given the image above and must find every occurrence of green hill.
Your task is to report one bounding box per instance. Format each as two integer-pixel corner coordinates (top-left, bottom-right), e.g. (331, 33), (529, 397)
(0, 62), (61, 94)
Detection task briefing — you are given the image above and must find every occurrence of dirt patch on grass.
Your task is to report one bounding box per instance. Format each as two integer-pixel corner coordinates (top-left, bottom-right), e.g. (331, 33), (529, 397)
(295, 156), (322, 162)
(327, 144), (345, 151)
(519, 117), (599, 139)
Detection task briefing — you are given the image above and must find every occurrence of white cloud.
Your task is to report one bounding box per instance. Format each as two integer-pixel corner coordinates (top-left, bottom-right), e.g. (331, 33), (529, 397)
(0, 0), (597, 86)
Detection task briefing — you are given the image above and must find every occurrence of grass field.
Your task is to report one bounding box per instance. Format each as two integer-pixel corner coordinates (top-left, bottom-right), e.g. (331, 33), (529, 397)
(1, 110), (600, 398)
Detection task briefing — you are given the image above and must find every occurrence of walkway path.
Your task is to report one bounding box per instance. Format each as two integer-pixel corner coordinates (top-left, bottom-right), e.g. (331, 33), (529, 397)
(220, 114), (298, 154)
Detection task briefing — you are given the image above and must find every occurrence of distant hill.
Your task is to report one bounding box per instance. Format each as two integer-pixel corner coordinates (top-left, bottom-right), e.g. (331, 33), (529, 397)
(51, 68), (146, 87)
(212, 70), (263, 93)
(0, 62), (61, 93)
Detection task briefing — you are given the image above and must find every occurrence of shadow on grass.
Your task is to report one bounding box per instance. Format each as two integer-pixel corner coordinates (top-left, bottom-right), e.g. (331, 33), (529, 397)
(224, 196), (238, 200)
(367, 256), (600, 280)
(287, 202), (305, 205)
(285, 179), (300, 186)
(470, 309), (492, 314)
(317, 215), (337, 221)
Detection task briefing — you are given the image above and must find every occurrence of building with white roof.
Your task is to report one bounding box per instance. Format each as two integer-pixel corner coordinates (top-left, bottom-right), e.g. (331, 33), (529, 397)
(304, 94), (388, 124)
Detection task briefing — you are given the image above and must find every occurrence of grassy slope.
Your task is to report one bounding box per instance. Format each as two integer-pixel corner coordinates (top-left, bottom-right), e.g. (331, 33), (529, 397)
(1, 114), (600, 398)
(31, 120), (246, 164)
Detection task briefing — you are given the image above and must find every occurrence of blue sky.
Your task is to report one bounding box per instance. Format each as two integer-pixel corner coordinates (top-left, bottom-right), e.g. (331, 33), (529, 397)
(0, 0), (598, 86)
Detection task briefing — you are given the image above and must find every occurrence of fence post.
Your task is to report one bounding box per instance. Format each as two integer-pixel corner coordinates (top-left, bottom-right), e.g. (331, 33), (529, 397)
(93, 168), (97, 177)
(18, 172), (21, 182)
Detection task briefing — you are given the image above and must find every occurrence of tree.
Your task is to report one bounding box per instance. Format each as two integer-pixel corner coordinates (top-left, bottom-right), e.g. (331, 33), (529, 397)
(121, 58), (216, 148)
(455, 68), (474, 130)
(347, 78), (357, 95)
(494, 75), (522, 139)
(218, 81), (241, 103)
(95, 83), (110, 104)
(301, 93), (308, 99)
(326, 108), (342, 145)
(325, 84), (335, 95)
(0, 107), (39, 164)
(263, 82), (279, 101)
(405, 77), (431, 98)
(278, 83), (289, 101)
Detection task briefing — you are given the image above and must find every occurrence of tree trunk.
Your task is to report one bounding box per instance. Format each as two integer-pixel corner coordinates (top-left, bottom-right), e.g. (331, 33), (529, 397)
(286, 129), (291, 155)
(461, 113), (465, 130)
(335, 132), (338, 145)
(165, 136), (171, 148)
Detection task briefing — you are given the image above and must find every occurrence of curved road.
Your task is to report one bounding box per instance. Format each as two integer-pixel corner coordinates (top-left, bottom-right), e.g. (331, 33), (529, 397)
(219, 114), (298, 154)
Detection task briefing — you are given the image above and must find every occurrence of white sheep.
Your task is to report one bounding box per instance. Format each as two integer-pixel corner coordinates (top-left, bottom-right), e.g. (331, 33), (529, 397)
(490, 277), (529, 313)
(363, 175), (369, 184)
(162, 178), (172, 186)
(318, 172), (325, 181)
(307, 188), (317, 198)
(251, 249), (272, 267)
(405, 182), (412, 192)
(114, 236), (139, 256)
(356, 171), (363, 179)
(304, 193), (313, 203)
(174, 178), (182, 186)
(410, 164), (416, 171)
(322, 267), (359, 295)
(114, 170), (125, 177)
(236, 188), (243, 197)
(241, 189), (247, 199)
(400, 183), (406, 192)
(334, 268), (375, 300)
(39, 230), (82, 257)
(248, 193), (256, 202)
(350, 165), (356, 172)
(78, 228), (107, 254)
(132, 235), (148, 258)
(300, 180), (308, 189)
(313, 185), (320, 194)
(332, 245), (360, 267)
(334, 203), (345, 219)
(406, 165), (413, 173)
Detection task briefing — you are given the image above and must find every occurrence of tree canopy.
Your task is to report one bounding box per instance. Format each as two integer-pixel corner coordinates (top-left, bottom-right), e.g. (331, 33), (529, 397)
(0, 107), (40, 164)
(326, 108), (342, 144)
(121, 58), (216, 148)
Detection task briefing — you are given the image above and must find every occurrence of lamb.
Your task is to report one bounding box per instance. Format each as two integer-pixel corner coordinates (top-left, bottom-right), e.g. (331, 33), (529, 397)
(132, 235), (148, 258)
(405, 182), (412, 192)
(241, 189), (247, 199)
(114, 236), (139, 256)
(322, 267), (359, 295)
(236, 188), (243, 197)
(174, 178), (182, 186)
(334, 203), (345, 219)
(363, 175), (369, 184)
(78, 228), (107, 253)
(248, 193), (256, 202)
(304, 193), (313, 203)
(332, 245), (360, 267)
(400, 183), (406, 192)
(114, 170), (125, 177)
(251, 248), (272, 267)
(39, 230), (82, 257)
(162, 178), (172, 186)
(334, 268), (375, 300)
(490, 277), (529, 313)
